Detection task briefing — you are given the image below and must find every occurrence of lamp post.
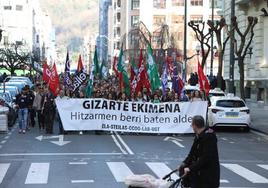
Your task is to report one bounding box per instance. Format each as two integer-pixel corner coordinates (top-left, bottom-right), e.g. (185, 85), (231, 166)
(183, 0), (188, 80)
(229, 0), (235, 94)
(210, 0), (214, 76)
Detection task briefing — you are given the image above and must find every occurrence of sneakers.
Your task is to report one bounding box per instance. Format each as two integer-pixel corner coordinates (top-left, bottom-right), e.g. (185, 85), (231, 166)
(19, 129), (22, 134)
(22, 130), (26, 134)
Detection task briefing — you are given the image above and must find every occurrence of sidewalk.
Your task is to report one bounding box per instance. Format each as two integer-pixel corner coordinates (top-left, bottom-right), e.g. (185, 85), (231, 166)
(246, 100), (268, 134)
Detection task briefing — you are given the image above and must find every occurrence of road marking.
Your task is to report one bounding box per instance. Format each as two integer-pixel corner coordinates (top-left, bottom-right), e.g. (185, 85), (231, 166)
(107, 162), (134, 182)
(221, 163), (268, 183)
(251, 130), (268, 141)
(220, 179), (229, 183)
(69, 162), (88, 165)
(114, 132), (134, 155)
(0, 152), (123, 157)
(71, 180), (94, 183)
(4, 136), (9, 139)
(258, 164), (268, 170)
(146, 162), (179, 180)
(0, 163), (10, 184)
(0, 140), (6, 144)
(111, 134), (127, 154)
(7, 132), (11, 135)
(25, 163), (49, 184)
(164, 137), (185, 148)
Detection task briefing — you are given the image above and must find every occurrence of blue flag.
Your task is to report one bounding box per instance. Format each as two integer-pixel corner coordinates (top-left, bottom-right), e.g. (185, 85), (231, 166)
(161, 61), (168, 96)
(172, 60), (179, 93)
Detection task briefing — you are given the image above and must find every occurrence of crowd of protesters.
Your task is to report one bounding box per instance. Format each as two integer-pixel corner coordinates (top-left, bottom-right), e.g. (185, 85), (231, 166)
(9, 69), (224, 135)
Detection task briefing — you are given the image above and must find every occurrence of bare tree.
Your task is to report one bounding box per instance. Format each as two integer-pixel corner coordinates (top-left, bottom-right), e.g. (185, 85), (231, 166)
(229, 16), (258, 100)
(207, 18), (230, 89)
(188, 21), (212, 69)
(0, 43), (30, 75)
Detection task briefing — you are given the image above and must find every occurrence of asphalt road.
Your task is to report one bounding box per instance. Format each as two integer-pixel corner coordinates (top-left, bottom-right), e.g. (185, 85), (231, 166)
(0, 125), (268, 188)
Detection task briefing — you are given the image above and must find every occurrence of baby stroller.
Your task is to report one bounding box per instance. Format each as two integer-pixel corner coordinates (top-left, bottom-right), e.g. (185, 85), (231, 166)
(125, 169), (183, 188)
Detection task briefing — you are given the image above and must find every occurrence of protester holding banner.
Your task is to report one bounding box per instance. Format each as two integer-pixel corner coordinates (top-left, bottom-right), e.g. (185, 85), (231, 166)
(42, 86), (56, 134)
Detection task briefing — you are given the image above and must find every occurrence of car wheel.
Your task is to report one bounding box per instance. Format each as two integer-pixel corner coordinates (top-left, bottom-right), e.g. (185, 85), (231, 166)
(243, 126), (250, 132)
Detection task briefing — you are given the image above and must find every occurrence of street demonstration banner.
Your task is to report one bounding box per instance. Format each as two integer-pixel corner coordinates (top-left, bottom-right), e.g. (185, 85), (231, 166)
(56, 98), (208, 134)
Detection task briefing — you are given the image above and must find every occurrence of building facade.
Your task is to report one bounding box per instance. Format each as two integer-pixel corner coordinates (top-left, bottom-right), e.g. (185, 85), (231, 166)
(109, 0), (222, 75)
(223, 0), (268, 104)
(0, 0), (55, 71)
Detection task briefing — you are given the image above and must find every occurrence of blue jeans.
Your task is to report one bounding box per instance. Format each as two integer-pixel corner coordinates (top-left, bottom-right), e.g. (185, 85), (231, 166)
(18, 108), (28, 130)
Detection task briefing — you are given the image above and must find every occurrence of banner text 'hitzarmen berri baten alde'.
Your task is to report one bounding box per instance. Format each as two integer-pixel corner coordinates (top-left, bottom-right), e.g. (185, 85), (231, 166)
(56, 98), (207, 134)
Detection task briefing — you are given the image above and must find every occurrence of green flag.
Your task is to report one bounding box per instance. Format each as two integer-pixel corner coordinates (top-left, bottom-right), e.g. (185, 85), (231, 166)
(85, 63), (94, 98)
(146, 44), (161, 92)
(93, 48), (100, 76)
(117, 48), (130, 96)
(99, 60), (104, 79)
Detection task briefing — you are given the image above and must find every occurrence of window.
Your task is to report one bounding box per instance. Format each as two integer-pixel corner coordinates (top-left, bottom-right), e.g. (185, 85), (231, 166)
(36, 35), (39, 43)
(153, 15), (166, 26)
(209, 0), (222, 8)
(153, 0), (166, 9)
(131, 0), (140, 10)
(3, 6), (12, 10)
(172, 16), (184, 24)
(190, 15), (203, 23)
(172, 0), (184, 6)
(216, 100), (245, 108)
(131, 15), (139, 27)
(190, 0), (203, 6)
(16, 5), (23, 11)
(117, 12), (121, 22)
(117, 0), (121, 8)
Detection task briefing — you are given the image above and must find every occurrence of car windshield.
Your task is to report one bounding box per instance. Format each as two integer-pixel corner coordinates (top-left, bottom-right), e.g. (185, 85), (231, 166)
(216, 100), (245, 108)
(209, 93), (225, 97)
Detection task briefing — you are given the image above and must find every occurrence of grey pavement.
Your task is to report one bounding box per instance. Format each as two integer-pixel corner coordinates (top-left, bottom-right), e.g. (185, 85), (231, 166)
(246, 100), (268, 134)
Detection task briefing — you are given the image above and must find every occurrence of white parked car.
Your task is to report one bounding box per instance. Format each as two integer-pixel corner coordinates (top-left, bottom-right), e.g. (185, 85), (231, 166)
(208, 88), (225, 98)
(207, 95), (251, 131)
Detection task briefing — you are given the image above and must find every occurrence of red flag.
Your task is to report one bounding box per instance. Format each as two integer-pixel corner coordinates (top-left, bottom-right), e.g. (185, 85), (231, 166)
(77, 54), (84, 72)
(42, 62), (51, 83)
(112, 56), (119, 76)
(197, 61), (210, 96)
(178, 76), (184, 95)
(135, 49), (151, 93)
(48, 63), (60, 96)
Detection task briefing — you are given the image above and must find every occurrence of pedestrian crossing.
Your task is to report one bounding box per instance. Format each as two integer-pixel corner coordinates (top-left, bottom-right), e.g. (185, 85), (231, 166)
(0, 162), (268, 186)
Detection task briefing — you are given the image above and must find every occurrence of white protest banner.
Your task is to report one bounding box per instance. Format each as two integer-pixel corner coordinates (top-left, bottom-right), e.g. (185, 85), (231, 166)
(56, 98), (207, 134)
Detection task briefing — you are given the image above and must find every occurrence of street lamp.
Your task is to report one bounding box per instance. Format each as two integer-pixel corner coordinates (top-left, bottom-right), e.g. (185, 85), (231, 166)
(185, 44), (201, 61)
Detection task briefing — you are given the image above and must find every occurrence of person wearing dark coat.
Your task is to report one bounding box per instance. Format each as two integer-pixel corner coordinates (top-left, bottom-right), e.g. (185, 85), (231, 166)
(178, 115), (220, 188)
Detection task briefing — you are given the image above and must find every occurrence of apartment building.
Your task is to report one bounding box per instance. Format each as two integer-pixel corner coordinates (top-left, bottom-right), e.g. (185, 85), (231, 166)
(109, 0), (222, 74)
(223, 0), (268, 104)
(0, 0), (55, 67)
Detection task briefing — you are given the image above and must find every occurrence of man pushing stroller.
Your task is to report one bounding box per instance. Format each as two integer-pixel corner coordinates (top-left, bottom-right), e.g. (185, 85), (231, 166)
(178, 115), (220, 188)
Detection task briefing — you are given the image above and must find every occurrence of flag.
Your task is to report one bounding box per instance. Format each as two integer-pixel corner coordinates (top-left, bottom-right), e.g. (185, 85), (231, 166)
(42, 62), (51, 83)
(76, 54), (84, 73)
(112, 56), (119, 76)
(130, 58), (137, 93)
(146, 44), (161, 92)
(172, 60), (179, 93)
(48, 63), (60, 96)
(117, 48), (130, 96)
(93, 47), (100, 76)
(85, 64), (94, 97)
(64, 51), (72, 88)
(135, 49), (151, 94)
(99, 60), (104, 79)
(161, 61), (168, 96)
(198, 61), (210, 96)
